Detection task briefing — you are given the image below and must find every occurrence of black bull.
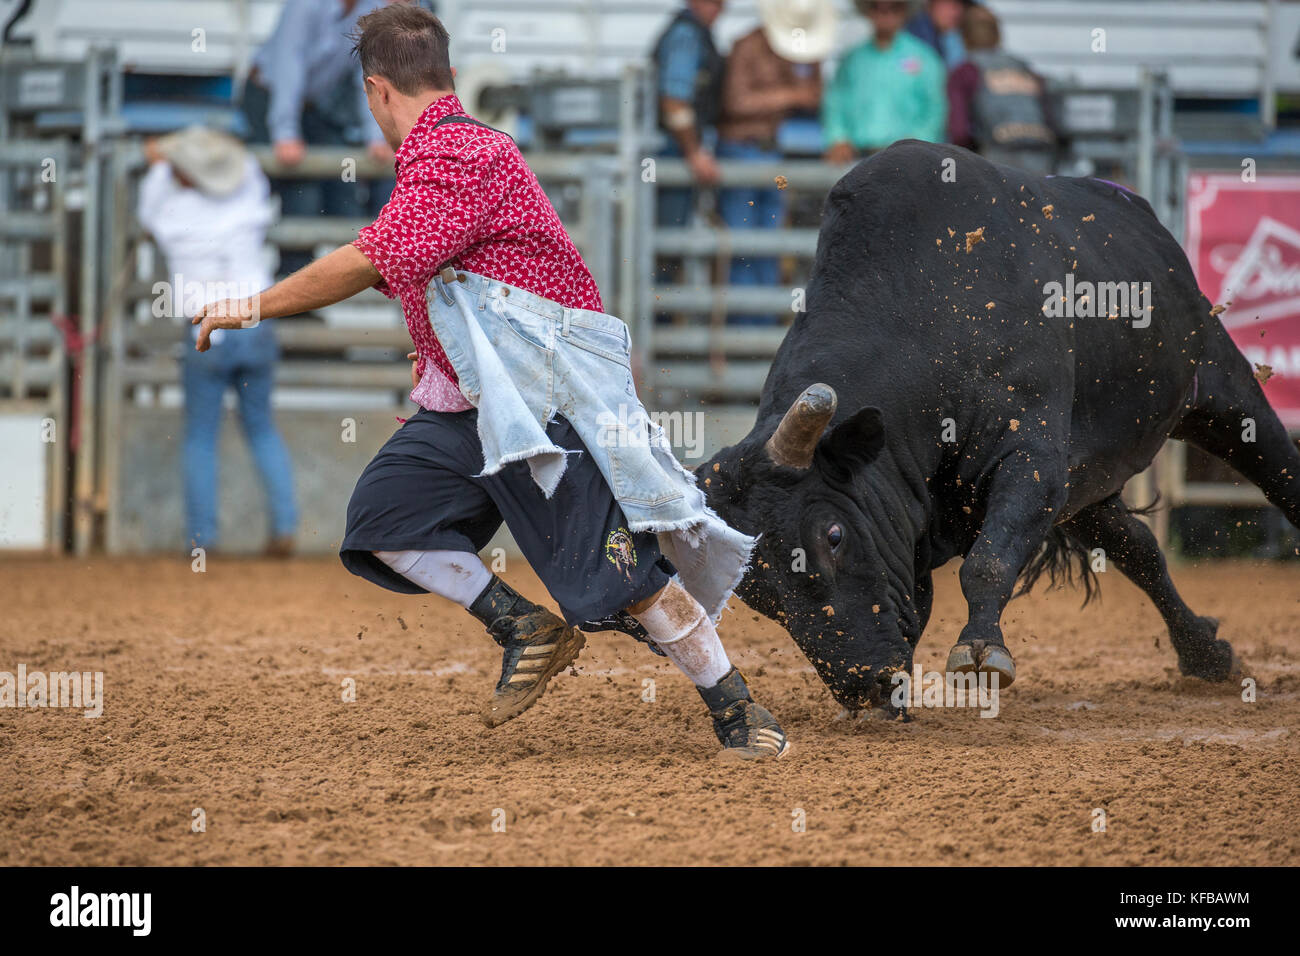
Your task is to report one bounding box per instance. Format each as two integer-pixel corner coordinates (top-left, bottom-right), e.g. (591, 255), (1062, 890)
(701, 141), (1300, 715)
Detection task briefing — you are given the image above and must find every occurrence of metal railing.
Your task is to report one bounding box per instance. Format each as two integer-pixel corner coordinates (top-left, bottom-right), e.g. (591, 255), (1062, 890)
(0, 46), (121, 553)
(0, 139), (69, 551)
(4, 37), (1293, 552)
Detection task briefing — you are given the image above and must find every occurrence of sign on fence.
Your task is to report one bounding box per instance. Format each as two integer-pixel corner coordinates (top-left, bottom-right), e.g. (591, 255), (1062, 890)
(1185, 173), (1300, 429)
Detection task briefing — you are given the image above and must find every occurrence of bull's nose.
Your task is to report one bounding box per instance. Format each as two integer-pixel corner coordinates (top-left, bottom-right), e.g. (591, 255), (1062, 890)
(876, 662), (908, 686)
(846, 671), (909, 722)
(862, 661), (912, 715)
(857, 665), (909, 709)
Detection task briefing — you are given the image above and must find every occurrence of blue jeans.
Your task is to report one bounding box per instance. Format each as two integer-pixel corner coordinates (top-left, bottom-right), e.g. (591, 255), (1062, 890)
(717, 140), (785, 326)
(655, 140), (696, 229)
(181, 324), (297, 548)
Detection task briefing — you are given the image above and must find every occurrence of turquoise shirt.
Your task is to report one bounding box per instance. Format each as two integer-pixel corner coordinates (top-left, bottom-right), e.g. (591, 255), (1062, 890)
(822, 32), (948, 151)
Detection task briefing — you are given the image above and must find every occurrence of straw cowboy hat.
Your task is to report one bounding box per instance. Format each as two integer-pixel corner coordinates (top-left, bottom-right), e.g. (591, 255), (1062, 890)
(154, 125), (250, 197)
(758, 0), (837, 63)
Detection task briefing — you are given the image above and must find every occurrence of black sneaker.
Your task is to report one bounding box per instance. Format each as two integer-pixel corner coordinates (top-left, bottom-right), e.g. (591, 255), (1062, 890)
(469, 577), (586, 728)
(697, 667), (790, 761)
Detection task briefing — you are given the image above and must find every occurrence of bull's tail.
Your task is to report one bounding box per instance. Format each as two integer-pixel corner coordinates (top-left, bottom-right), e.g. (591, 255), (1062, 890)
(1013, 498), (1161, 605)
(1014, 525), (1099, 605)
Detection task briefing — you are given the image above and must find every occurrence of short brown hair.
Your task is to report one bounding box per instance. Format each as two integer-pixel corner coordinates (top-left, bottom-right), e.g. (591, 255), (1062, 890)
(961, 4), (1001, 50)
(352, 3), (454, 95)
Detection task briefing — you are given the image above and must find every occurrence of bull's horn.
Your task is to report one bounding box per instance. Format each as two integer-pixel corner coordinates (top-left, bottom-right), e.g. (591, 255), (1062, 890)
(765, 384), (837, 469)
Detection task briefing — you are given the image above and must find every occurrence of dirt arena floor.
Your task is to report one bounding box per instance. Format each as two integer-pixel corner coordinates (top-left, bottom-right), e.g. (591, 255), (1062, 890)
(1, 555), (1296, 866)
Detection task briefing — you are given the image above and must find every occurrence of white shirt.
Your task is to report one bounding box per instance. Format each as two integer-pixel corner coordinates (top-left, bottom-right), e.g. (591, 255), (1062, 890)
(137, 156), (275, 336)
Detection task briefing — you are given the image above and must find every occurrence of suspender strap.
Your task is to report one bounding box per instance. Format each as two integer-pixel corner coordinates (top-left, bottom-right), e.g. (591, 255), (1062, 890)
(430, 114), (513, 293)
(431, 114), (514, 141)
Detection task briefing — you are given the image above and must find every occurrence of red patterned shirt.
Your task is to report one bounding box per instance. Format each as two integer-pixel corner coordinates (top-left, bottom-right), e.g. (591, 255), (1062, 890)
(353, 94), (603, 411)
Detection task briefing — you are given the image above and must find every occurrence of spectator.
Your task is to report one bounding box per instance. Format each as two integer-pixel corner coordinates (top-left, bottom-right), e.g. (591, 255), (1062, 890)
(823, 0), (947, 164)
(718, 0), (830, 325)
(906, 0), (971, 68)
(651, 0), (727, 228)
(138, 127), (298, 555)
(947, 3), (1057, 174)
(242, 0), (398, 272)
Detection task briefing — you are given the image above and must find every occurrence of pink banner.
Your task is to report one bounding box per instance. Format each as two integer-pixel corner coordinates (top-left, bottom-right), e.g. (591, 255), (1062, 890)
(1185, 173), (1300, 429)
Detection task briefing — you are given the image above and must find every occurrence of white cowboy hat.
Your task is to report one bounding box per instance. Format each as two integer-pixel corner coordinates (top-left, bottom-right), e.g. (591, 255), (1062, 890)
(758, 0), (838, 63)
(154, 125), (249, 197)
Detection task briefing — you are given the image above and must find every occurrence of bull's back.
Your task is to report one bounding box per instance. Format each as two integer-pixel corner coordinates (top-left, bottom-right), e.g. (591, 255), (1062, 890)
(792, 142), (1211, 506)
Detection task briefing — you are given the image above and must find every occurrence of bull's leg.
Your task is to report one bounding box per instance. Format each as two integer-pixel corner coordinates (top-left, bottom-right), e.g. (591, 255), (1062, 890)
(1063, 495), (1236, 680)
(946, 445), (1069, 685)
(1172, 328), (1300, 531)
(912, 569), (935, 642)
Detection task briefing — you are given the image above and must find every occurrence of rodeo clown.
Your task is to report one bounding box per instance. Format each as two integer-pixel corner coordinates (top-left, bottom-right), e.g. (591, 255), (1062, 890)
(193, 4), (789, 760)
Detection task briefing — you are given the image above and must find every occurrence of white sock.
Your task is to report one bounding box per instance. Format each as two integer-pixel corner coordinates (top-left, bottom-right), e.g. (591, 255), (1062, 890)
(631, 579), (733, 688)
(374, 549), (493, 607)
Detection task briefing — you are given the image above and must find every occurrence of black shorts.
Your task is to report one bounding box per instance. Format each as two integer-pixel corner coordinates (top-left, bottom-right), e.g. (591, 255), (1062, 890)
(340, 408), (674, 625)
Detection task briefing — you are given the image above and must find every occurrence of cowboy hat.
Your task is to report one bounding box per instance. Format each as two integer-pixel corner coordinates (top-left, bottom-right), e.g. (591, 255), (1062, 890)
(758, 0), (837, 63)
(154, 125), (249, 197)
(853, 0), (923, 16)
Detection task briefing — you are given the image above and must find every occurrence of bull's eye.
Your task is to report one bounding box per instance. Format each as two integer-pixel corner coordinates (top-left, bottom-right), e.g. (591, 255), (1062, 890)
(827, 523), (843, 548)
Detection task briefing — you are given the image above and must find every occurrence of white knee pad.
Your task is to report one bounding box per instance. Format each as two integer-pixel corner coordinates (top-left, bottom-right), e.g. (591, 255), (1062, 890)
(631, 579), (708, 645)
(375, 549), (423, 576)
(374, 549), (492, 607)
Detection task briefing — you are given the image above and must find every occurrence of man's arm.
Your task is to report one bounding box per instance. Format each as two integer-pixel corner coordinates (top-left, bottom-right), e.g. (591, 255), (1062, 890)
(190, 244), (380, 351)
(722, 36), (816, 121)
(260, 0), (311, 163)
(658, 24), (719, 186)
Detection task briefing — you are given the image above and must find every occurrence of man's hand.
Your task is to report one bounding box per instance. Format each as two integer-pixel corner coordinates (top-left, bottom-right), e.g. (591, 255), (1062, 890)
(368, 141), (395, 164)
(192, 297), (258, 352)
(273, 138), (307, 166)
(825, 141), (857, 165)
(407, 351), (420, 389)
(688, 149), (721, 187)
(189, 246), (379, 351)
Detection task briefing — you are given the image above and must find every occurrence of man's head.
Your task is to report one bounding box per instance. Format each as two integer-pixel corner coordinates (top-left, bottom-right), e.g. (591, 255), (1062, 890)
(961, 3), (1000, 51)
(353, 3), (456, 148)
(855, 0), (911, 44)
(927, 0), (966, 33)
(688, 0), (726, 28)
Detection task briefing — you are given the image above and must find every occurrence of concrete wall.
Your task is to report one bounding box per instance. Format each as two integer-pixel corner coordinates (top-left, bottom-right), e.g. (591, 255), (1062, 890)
(113, 405), (400, 554)
(110, 400), (759, 555)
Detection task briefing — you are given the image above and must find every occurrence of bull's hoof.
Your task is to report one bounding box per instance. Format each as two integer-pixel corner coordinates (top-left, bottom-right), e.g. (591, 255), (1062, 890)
(1176, 642), (1238, 682)
(946, 640), (1017, 686)
(947, 643), (978, 672)
(1174, 617), (1237, 683)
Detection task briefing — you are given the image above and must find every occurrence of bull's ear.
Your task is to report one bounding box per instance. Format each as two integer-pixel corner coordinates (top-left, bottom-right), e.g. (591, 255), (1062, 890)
(817, 407), (885, 476)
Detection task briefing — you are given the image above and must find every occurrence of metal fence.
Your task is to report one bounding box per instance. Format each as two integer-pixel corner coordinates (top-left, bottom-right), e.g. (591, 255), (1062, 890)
(0, 46), (121, 553)
(2, 36), (1296, 553)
